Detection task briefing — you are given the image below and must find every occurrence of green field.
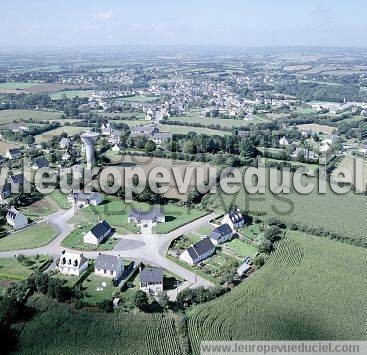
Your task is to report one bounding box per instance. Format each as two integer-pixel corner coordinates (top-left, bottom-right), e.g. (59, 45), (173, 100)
(0, 222), (59, 251)
(171, 109), (268, 128)
(154, 206), (207, 234)
(158, 124), (229, 136)
(49, 190), (71, 209)
(187, 231), (367, 353)
(50, 90), (93, 99)
(0, 109), (63, 125)
(205, 167), (366, 244)
(17, 294), (184, 355)
(0, 82), (39, 90)
(35, 125), (89, 142)
(0, 257), (45, 279)
(118, 95), (160, 102)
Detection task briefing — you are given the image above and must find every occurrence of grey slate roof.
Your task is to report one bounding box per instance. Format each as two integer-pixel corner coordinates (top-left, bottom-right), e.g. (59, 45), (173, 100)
(8, 148), (21, 156)
(210, 223), (232, 240)
(140, 267), (163, 283)
(0, 183), (11, 194)
(34, 156), (49, 168)
(186, 237), (215, 260)
(129, 205), (164, 222)
(9, 174), (24, 185)
(90, 220), (111, 239)
(228, 211), (245, 224)
(95, 253), (122, 272)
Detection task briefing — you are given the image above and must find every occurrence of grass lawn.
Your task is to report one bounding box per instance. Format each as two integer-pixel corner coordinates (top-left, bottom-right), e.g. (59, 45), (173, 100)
(0, 256), (49, 279)
(20, 197), (57, 220)
(0, 140), (20, 155)
(154, 206), (208, 234)
(224, 238), (258, 258)
(49, 190), (71, 209)
(237, 223), (263, 241)
(166, 255), (219, 285)
(61, 229), (119, 251)
(82, 273), (120, 304)
(196, 225), (214, 235)
(0, 222), (59, 251)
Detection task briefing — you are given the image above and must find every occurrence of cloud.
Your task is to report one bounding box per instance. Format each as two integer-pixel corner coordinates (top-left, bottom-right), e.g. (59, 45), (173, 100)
(94, 10), (114, 21)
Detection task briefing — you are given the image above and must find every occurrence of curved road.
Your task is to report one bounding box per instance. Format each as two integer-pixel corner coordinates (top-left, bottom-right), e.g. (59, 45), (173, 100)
(0, 207), (217, 287)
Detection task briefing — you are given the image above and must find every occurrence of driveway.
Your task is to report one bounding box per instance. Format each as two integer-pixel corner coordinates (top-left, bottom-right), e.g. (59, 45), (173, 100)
(0, 209), (217, 288)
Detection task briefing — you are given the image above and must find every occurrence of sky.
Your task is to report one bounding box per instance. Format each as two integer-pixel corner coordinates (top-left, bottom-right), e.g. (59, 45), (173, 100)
(0, 0), (366, 48)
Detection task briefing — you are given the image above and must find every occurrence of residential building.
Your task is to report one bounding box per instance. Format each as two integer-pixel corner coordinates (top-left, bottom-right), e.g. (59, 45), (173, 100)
(209, 223), (234, 245)
(6, 206), (28, 230)
(83, 220), (112, 245)
(128, 205), (165, 225)
(107, 130), (121, 145)
(68, 192), (104, 208)
(0, 183), (11, 202)
(94, 253), (124, 279)
(6, 148), (22, 160)
(59, 137), (71, 150)
(32, 156), (49, 170)
(279, 136), (289, 146)
(58, 250), (88, 276)
(139, 267), (163, 296)
(180, 237), (215, 265)
(8, 174), (24, 192)
(101, 122), (112, 136)
(222, 210), (245, 230)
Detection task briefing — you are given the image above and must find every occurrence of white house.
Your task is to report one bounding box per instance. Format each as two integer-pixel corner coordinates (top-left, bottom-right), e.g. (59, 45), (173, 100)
(180, 237), (215, 266)
(319, 142), (332, 153)
(112, 144), (122, 152)
(279, 136), (289, 146)
(139, 267), (163, 296)
(58, 250), (88, 276)
(6, 206), (28, 230)
(59, 138), (71, 150)
(6, 148), (22, 160)
(222, 210), (245, 230)
(128, 206), (165, 225)
(83, 220), (112, 245)
(94, 253), (124, 279)
(101, 122), (112, 136)
(209, 223), (234, 245)
(68, 192), (104, 208)
(107, 130), (121, 145)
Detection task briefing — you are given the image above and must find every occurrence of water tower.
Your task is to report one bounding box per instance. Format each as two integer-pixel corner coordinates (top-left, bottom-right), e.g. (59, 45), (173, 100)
(80, 132), (99, 170)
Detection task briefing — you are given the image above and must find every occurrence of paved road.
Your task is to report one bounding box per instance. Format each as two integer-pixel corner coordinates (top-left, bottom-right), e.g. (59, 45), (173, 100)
(0, 207), (217, 288)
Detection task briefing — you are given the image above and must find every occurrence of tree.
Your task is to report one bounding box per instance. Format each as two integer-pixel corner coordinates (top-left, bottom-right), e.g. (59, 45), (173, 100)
(132, 290), (148, 310)
(263, 225), (282, 243)
(252, 254), (266, 268)
(157, 291), (170, 310)
(183, 140), (196, 154)
(145, 140), (156, 152)
(258, 239), (273, 254)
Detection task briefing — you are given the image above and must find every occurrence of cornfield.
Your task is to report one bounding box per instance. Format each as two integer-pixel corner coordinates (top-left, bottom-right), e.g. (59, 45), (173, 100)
(187, 231), (367, 354)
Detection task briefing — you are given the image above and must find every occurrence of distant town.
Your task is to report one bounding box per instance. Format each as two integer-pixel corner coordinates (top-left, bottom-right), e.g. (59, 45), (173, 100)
(0, 46), (366, 354)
